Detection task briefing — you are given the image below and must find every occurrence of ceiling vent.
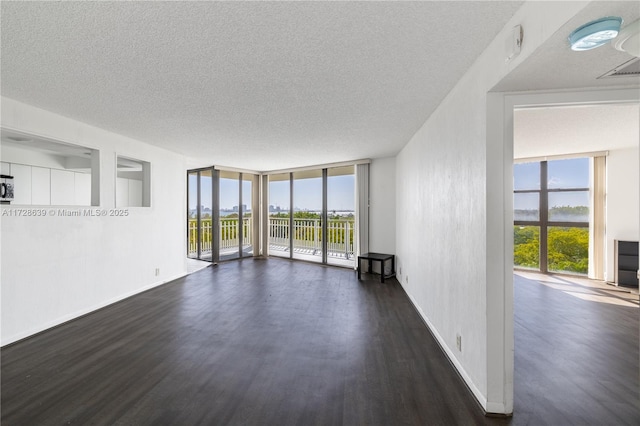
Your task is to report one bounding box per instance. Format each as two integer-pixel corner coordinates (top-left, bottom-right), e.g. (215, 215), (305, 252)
(598, 57), (640, 79)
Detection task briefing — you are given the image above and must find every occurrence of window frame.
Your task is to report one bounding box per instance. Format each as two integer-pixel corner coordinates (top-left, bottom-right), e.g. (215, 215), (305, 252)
(514, 159), (589, 274)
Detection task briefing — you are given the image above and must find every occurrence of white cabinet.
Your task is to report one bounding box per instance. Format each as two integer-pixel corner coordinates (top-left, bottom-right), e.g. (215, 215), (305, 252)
(31, 167), (51, 205)
(51, 169), (75, 205)
(11, 164), (32, 205)
(2, 163), (92, 206)
(74, 173), (91, 206)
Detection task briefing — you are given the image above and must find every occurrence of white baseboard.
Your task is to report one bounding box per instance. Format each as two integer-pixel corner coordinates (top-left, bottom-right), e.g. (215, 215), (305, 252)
(403, 288), (498, 413)
(1, 272), (187, 347)
(486, 401), (508, 414)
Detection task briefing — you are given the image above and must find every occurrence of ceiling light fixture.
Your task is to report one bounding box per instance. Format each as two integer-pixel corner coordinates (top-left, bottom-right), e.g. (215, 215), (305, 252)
(569, 16), (622, 51)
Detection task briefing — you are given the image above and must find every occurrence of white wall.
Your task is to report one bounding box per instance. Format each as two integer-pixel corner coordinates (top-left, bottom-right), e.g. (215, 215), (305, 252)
(394, 1), (588, 414)
(369, 157), (395, 254)
(606, 146), (640, 282)
(1, 97), (188, 346)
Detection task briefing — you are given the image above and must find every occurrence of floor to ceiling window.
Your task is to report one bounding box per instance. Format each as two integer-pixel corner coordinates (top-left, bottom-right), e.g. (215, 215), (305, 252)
(219, 171), (241, 261)
(189, 163), (359, 267)
(326, 166), (355, 267)
(268, 173), (291, 258)
(188, 167), (257, 262)
(187, 167), (214, 261)
(241, 174), (254, 257)
(514, 157), (590, 274)
(292, 170), (323, 263)
(267, 165), (356, 268)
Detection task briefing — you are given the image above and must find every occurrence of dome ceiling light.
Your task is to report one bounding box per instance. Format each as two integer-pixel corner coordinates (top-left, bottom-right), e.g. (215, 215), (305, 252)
(569, 17), (622, 51)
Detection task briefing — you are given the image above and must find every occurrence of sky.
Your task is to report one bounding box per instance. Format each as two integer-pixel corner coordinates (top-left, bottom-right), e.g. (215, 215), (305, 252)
(513, 157), (590, 210)
(189, 173), (355, 212)
(270, 175), (355, 211)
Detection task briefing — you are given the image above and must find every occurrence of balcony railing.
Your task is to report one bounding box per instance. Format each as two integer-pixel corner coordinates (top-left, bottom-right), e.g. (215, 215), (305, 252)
(188, 217), (354, 260)
(188, 217), (252, 256)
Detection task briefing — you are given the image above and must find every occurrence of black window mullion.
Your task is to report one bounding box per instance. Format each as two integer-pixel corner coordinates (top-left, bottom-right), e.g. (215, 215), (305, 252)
(547, 188), (589, 192)
(238, 173), (244, 258)
(514, 221), (541, 227)
(540, 161), (548, 273)
(197, 171), (202, 260)
(289, 173), (293, 259)
(548, 221), (589, 228)
(212, 169), (220, 263)
(322, 169), (328, 264)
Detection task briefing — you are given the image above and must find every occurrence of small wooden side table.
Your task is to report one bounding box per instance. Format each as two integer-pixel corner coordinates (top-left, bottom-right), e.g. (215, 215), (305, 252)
(357, 253), (395, 283)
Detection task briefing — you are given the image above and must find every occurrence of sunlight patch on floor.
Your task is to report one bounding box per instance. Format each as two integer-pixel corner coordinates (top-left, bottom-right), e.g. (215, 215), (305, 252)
(563, 291), (638, 307)
(187, 258), (211, 274)
(515, 271), (639, 308)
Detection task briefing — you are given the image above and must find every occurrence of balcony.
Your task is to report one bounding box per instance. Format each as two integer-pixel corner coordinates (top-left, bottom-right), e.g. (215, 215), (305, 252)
(188, 217), (253, 261)
(188, 217), (354, 266)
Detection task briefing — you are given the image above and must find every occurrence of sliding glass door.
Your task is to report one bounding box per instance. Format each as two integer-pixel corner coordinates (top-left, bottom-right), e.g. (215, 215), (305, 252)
(327, 166), (355, 267)
(267, 165), (356, 268)
(293, 170), (323, 263)
(219, 171), (240, 261)
(241, 174), (254, 257)
(268, 173), (291, 258)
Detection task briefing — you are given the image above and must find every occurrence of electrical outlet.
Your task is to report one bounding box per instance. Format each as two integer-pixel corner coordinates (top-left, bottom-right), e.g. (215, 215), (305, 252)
(406, 275), (409, 284)
(456, 334), (462, 351)
(399, 267), (402, 275)
(155, 268), (160, 276)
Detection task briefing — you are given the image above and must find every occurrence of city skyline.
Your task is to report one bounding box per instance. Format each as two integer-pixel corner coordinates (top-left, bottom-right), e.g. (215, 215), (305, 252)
(189, 174), (355, 212)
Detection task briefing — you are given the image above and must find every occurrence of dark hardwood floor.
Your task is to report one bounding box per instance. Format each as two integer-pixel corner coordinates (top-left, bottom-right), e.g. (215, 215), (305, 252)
(513, 272), (639, 425)
(1, 259), (638, 425)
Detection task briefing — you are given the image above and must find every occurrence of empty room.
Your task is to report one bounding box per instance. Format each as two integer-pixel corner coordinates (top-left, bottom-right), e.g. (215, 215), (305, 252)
(1, 1), (639, 425)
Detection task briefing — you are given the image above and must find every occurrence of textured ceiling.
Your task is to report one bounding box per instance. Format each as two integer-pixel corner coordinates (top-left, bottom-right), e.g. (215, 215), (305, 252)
(494, 1), (640, 92)
(514, 103), (640, 160)
(1, 1), (524, 171)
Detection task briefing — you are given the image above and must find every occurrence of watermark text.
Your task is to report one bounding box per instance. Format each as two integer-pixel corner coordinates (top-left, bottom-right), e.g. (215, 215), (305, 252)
(1, 208), (130, 218)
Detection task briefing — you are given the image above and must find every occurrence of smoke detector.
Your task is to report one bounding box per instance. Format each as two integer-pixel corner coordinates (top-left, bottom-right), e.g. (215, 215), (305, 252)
(613, 18), (640, 57)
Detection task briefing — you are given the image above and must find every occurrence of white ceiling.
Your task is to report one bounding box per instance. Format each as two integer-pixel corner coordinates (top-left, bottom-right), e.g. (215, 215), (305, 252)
(3, 2), (639, 172)
(514, 103), (640, 160)
(1, 1), (525, 171)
